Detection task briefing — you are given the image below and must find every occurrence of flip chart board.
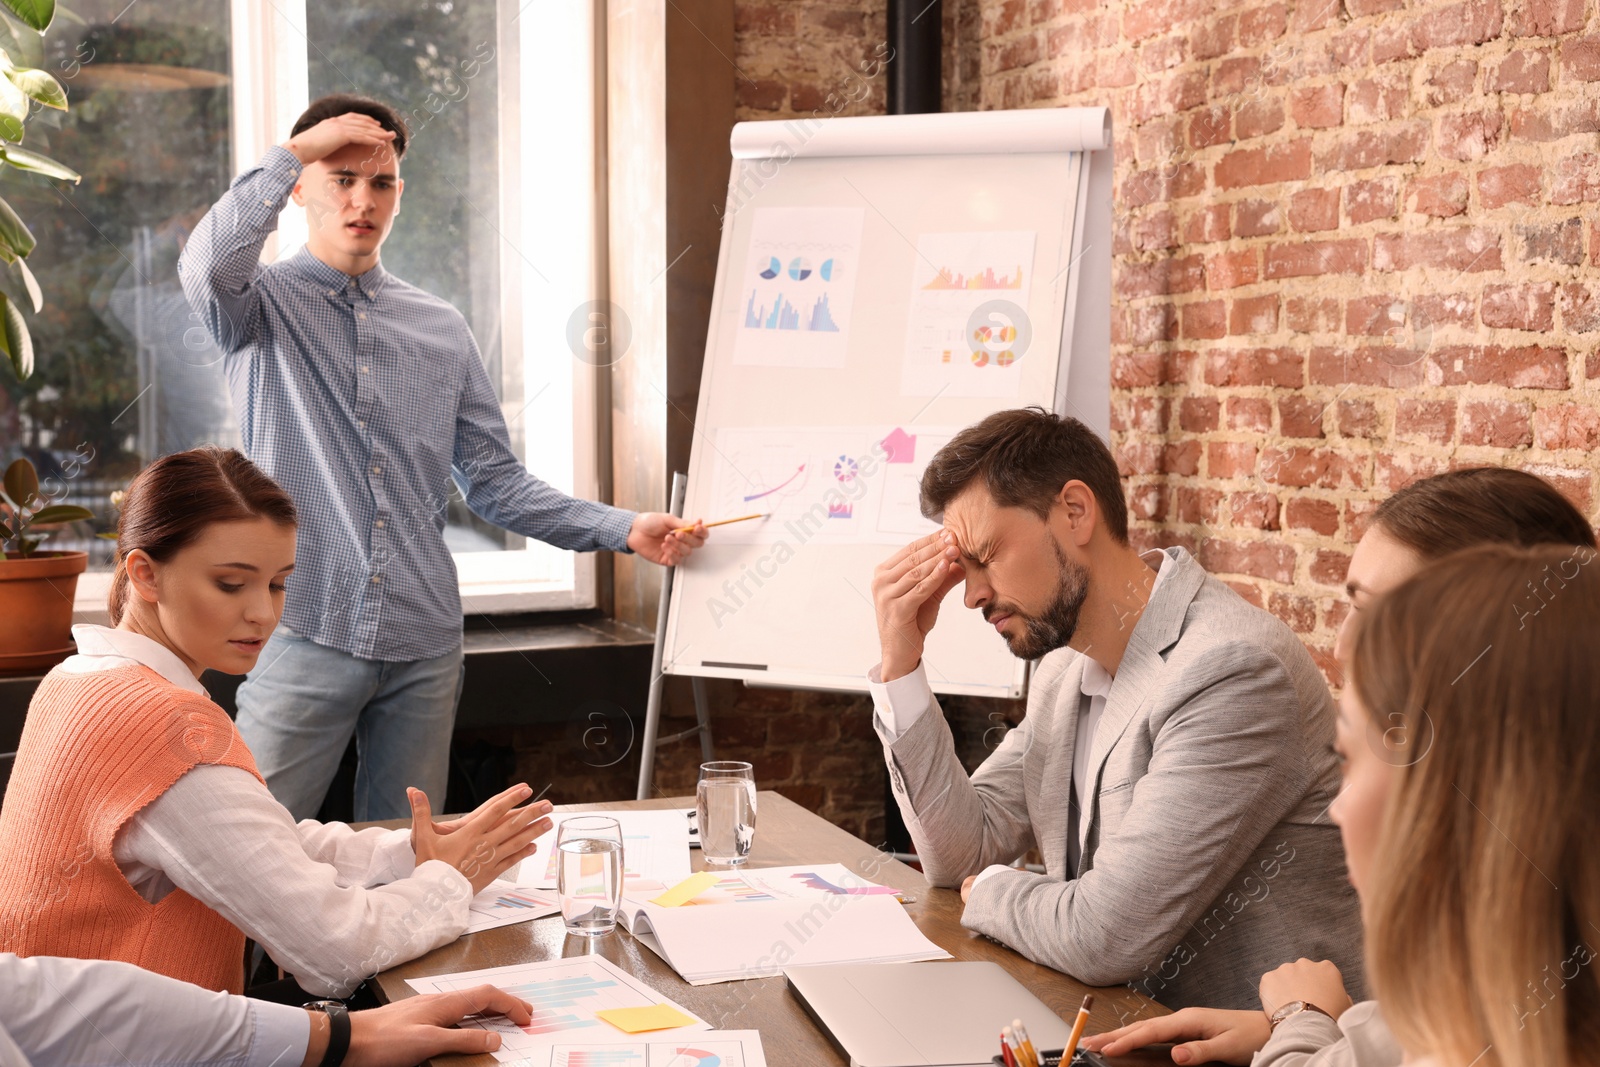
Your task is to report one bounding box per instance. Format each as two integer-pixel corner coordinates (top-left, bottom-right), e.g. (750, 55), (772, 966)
(663, 107), (1114, 697)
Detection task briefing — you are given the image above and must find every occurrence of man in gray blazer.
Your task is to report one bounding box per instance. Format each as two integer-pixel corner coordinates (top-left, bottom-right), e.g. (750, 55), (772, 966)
(868, 407), (1363, 1013)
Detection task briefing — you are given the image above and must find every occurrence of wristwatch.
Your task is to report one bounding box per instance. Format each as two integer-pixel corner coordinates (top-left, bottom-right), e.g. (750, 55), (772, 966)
(1268, 1001), (1333, 1029)
(303, 1001), (351, 1067)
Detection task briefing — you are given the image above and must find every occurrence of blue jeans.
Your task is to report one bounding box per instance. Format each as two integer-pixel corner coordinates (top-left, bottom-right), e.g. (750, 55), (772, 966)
(235, 625), (465, 822)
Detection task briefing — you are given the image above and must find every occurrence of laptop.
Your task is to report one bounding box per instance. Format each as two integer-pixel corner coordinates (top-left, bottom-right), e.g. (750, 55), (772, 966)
(785, 961), (1078, 1067)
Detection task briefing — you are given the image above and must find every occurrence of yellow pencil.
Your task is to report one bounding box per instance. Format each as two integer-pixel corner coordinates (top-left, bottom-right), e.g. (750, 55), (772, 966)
(673, 513), (765, 534)
(1012, 1018), (1039, 1067)
(1062, 995), (1093, 1065)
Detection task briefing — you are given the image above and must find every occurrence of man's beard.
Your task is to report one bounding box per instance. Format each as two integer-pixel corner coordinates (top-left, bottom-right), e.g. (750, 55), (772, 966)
(986, 539), (1090, 661)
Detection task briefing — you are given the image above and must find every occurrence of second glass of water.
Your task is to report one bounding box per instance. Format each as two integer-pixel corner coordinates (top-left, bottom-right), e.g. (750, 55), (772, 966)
(556, 816), (624, 936)
(697, 761), (757, 867)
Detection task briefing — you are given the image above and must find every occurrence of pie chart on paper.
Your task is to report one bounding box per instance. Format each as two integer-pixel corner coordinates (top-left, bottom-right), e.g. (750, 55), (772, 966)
(661, 1052), (721, 1067)
(787, 256), (812, 281)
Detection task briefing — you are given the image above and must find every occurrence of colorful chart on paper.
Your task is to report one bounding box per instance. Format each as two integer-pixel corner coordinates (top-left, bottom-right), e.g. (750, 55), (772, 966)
(901, 230), (1037, 398)
(405, 956), (708, 1062)
(536, 1031), (767, 1067)
(732, 207), (864, 369)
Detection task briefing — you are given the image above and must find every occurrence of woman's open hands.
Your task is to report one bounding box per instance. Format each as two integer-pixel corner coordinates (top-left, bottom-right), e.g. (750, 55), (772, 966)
(408, 784), (552, 894)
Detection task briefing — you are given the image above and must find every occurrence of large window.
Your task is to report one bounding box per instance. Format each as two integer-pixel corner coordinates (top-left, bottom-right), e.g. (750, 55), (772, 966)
(2, 0), (602, 615)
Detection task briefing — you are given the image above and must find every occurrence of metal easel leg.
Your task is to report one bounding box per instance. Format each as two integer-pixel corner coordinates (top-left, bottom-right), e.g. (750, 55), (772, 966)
(691, 676), (714, 763)
(636, 472), (688, 801)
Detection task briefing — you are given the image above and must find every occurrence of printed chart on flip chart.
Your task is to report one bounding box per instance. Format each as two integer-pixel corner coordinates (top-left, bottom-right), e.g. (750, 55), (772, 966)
(406, 956), (709, 1062)
(703, 425), (958, 546)
(732, 207), (864, 369)
(901, 230), (1037, 399)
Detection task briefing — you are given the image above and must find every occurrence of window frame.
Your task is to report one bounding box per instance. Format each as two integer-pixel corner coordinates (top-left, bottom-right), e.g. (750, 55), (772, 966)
(72, 0), (606, 620)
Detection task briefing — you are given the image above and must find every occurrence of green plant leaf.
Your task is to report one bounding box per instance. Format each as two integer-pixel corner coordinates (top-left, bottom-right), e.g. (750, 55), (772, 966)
(7, 67), (64, 109)
(0, 144), (77, 182)
(19, 534), (40, 554)
(0, 194), (35, 260)
(0, 67), (27, 127)
(0, 516), (11, 539)
(10, 253), (35, 309)
(4, 455), (37, 509)
(29, 504), (92, 524)
(0, 290), (32, 378)
(0, 0), (55, 32)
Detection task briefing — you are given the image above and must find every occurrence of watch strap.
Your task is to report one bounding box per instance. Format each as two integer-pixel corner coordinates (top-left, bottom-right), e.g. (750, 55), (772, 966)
(1269, 1000), (1333, 1030)
(305, 1002), (351, 1067)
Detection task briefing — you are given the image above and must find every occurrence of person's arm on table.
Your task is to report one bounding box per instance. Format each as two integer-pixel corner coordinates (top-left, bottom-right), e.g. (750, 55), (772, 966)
(0, 952), (532, 1067)
(114, 771), (548, 997)
(868, 532), (1038, 885)
(960, 645), (1313, 985)
(449, 330), (704, 565)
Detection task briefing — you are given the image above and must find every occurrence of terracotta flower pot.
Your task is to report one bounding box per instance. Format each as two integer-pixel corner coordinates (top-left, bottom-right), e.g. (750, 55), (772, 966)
(0, 550), (88, 676)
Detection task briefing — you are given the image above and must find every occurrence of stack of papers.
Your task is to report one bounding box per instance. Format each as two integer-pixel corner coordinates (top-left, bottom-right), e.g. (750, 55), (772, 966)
(618, 864), (950, 984)
(531, 1032), (768, 1067)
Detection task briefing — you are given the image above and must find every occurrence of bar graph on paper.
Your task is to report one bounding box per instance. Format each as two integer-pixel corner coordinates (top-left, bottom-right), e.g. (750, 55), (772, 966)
(465, 883), (561, 934)
(406, 957), (709, 1061)
(523, 1031), (767, 1067)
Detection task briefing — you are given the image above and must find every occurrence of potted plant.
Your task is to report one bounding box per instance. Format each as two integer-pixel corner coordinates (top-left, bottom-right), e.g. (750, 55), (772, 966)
(0, 0), (88, 673)
(1, 456), (92, 672)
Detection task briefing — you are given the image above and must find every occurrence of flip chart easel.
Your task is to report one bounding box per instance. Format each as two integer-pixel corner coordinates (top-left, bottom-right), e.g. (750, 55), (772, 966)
(636, 107), (1113, 797)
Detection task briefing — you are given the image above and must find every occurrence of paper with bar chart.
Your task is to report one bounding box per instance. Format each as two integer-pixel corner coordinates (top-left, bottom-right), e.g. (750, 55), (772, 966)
(629, 864), (906, 908)
(901, 230), (1037, 398)
(465, 882), (562, 934)
(406, 956), (709, 1062)
(531, 1031), (768, 1067)
(521, 809), (692, 891)
(732, 207), (863, 369)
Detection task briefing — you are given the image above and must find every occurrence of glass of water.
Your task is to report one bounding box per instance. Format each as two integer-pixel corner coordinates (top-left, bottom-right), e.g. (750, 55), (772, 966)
(697, 761), (757, 867)
(556, 816), (624, 936)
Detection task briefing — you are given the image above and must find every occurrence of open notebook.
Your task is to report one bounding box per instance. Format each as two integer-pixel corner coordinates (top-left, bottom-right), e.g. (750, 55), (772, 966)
(617, 863), (950, 984)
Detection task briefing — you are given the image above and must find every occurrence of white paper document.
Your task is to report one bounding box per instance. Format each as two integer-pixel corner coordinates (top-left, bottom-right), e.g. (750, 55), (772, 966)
(617, 867), (950, 985)
(901, 230), (1037, 398)
(521, 809), (693, 891)
(529, 1031), (768, 1067)
(466, 882), (562, 934)
(732, 206), (864, 369)
(406, 956), (710, 1062)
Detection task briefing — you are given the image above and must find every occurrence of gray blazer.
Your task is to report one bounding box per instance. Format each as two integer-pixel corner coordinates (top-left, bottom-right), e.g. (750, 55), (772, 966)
(880, 546), (1365, 1011)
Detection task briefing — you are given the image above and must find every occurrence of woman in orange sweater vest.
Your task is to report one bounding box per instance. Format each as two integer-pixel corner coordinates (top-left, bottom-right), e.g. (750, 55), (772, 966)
(0, 447), (552, 997)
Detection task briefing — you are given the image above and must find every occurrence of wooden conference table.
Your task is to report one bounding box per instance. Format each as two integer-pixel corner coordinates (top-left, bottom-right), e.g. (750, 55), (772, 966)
(373, 792), (1172, 1066)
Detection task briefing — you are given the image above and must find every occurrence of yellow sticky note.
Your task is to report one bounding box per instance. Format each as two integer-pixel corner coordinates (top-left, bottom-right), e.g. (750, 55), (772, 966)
(594, 1004), (698, 1033)
(650, 870), (720, 908)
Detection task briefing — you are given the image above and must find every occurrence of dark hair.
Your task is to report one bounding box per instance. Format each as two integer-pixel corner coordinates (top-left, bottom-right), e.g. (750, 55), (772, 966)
(110, 447), (298, 624)
(918, 407), (1129, 544)
(290, 93), (409, 159)
(1372, 467), (1596, 559)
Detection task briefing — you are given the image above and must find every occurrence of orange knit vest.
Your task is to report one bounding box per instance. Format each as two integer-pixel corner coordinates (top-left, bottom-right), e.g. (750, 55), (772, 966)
(0, 663), (262, 993)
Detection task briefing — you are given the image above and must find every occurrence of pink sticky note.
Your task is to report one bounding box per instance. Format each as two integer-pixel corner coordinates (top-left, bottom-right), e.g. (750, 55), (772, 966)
(883, 427), (916, 464)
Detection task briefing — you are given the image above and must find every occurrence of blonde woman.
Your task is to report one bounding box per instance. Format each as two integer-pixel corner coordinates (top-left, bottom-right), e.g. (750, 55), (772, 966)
(1342, 543), (1600, 1067)
(1086, 468), (1596, 1065)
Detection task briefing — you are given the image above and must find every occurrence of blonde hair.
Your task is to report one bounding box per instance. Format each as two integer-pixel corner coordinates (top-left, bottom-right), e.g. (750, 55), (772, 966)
(1350, 544), (1600, 1067)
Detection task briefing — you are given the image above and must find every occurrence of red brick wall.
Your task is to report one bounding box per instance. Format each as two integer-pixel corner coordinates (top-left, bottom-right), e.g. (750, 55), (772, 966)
(944, 0), (1599, 681)
(547, 0), (1599, 843)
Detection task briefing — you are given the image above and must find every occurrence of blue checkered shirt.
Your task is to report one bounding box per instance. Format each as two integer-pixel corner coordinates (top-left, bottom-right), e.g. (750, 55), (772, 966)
(178, 146), (635, 661)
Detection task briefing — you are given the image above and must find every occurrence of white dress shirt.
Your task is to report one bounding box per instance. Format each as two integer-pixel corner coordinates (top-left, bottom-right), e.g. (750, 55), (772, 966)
(57, 625), (472, 998)
(0, 952), (308, 1067)
(869, 551), (1171, 887)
